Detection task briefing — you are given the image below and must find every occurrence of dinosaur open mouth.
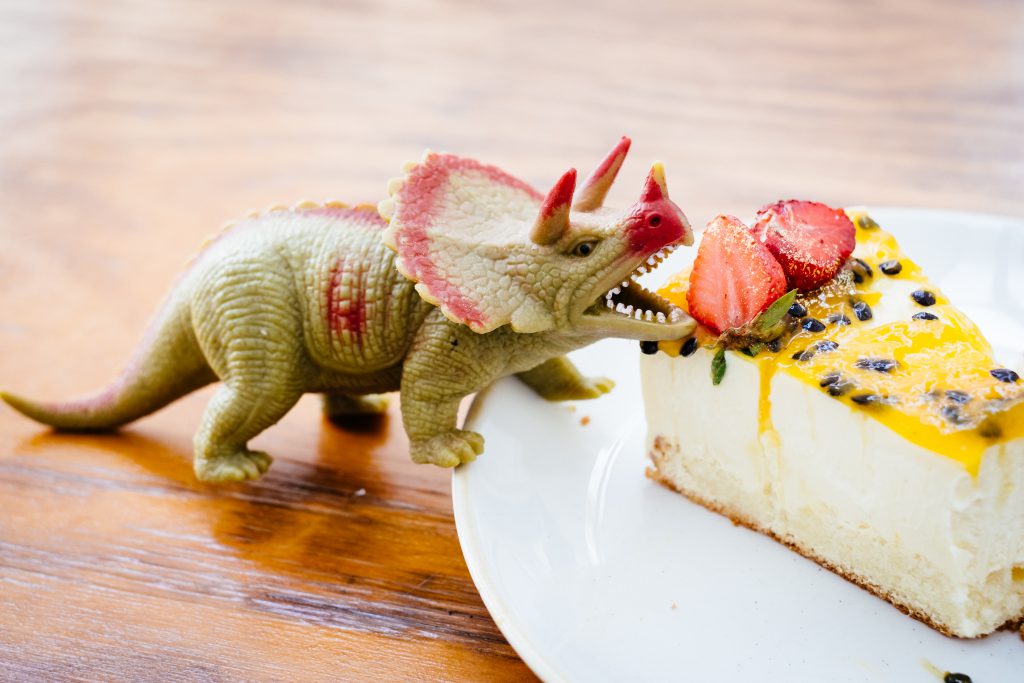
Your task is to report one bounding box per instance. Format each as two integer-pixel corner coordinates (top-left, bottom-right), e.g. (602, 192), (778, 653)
(587, 244), (689, 325)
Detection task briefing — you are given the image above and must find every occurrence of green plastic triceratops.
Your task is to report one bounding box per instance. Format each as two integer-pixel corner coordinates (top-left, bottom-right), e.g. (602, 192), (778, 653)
(2, 138), (695, 482)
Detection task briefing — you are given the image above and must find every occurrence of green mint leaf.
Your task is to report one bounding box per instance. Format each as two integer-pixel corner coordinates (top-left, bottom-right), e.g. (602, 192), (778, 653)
(753, 289), (798, 333)
(747, 342), (766, 356)
(711, 346), (727, 385)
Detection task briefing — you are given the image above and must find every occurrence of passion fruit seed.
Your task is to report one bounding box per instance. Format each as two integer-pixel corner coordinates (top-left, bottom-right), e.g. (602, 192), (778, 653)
(913, 311), (939, 321)
(879, 259), (903, 275)
(767, 338), (783, 353)
(851, 300), (873, 321)
(944, 673), (972, 683)
(855, 357), (899, 373)
(802, 318), (826, 333)
(851, 393), (895, 406)
(818, 371), (855, 396)
(991, 368), (1020, 383)
(827, 313), (851, 326)
(819, 372), (841, 387)
(849, 258), (873, 284)
(788, 302), (808, 318)
(640, 340), (659, 355)
(945, 390), (972, 404)
(680, 337), (698, 357)
(911, 289), (936, 306)
(855, 214), (879, 231)
(794, 340), (839, 361)
(979, 420), (1003, 439)
(941, 405), (967, 425)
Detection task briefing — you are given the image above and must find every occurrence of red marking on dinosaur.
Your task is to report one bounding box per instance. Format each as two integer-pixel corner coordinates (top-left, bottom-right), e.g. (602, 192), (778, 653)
(577, 136), (630, 199)
(395, 154), (542, 329)
(325, 259), (366, 341)
(623, 166), (692, 255)
(537, 168), (576, 220)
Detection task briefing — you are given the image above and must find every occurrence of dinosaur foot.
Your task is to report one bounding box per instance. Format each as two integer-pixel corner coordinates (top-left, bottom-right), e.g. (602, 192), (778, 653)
(410, 429), (485, 468)
(195, 449), (273, 483)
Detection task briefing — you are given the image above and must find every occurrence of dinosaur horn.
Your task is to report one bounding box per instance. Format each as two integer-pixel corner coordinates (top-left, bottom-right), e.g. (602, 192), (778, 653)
(531, 168), (577, 245)
(639, 161), (669, 203)
(573, 136), (631, 211)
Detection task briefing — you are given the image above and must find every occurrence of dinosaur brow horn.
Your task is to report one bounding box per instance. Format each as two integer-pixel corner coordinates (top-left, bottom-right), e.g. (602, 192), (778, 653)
(531, 168), (577, 246)
(573, 136), (631, 212)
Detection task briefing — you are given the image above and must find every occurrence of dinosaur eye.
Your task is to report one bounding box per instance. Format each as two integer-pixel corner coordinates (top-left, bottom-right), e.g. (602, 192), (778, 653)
(647, 213), (662, 227)
(571, 240), (598, 257)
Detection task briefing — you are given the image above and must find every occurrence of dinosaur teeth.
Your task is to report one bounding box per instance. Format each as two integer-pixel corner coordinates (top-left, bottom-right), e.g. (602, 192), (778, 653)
(634, 309), (643, 320)
(656, 312), (666, 323)
(616, 303), (628, 314)
(606, 298), (614, 309)
(644, 310), (654, 321)
(622, 281), (629, 288)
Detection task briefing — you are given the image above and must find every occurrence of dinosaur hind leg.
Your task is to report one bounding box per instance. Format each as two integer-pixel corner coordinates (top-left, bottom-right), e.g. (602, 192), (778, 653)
(193, 382), (302, 483)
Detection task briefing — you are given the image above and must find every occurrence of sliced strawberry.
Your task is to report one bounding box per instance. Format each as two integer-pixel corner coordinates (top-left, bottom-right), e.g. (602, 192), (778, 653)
(752, 200), (856, 291)
(687, 215), (788, 335)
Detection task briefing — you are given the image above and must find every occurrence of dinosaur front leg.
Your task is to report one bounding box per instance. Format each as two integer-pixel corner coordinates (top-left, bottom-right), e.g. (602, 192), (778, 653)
(400, 390), (483, 468)
(516, 355), (615, 401)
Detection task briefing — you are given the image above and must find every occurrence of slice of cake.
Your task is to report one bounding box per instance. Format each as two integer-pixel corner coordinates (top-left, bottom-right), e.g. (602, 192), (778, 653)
(640, 202), (1024, 638)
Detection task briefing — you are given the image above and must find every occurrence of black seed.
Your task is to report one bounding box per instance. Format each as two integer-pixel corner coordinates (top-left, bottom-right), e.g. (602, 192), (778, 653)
(851, 300), (873, 321)
(941, 405), (966, 425)
(979, 420), (1003, 439)
(991, 368), (1020, 383)
(851, 393), (894, 405)
(814, 340), (839, 353)
(802, 318), (826, 332)
(828, 380), (854, 396)
(855, 214), (879, 231)
(879, 259), (903, 275)
(945, 390), (972, 404)
(913, 311), (939, 321)
(792, 349), (811, 361)
(680, 337), (698, 357)
(827, 313), (851, 326)
(788, 302), (808, 318)
(766, 338), (783, 353)
(640, 340), (659, 355)
(911, 289), (936, 306)
(854, 357), (899, 373)
(819, 372), (841, 387)
(853, 258), (873, 278)
(851, 271), (863, 284)
(944, 673), (972, 683)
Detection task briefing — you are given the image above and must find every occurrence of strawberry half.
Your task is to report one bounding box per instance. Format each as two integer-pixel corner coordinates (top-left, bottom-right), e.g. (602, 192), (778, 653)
(752, 200), (856, 291)
(687, 215), (788, 335)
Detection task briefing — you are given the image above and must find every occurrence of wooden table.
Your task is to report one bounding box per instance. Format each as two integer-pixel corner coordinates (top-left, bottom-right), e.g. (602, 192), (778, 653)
(1, 1), (1021, 680)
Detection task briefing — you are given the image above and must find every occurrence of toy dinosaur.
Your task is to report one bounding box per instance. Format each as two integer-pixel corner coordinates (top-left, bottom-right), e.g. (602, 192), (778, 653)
(2, 138), (696, 482)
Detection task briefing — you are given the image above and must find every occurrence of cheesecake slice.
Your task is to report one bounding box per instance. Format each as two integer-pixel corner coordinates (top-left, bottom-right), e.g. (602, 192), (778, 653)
(641, 207), (1024, 638)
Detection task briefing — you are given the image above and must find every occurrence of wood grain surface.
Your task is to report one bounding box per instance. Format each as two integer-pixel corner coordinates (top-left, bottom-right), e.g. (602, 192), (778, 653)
(1, 0), (1021, 680)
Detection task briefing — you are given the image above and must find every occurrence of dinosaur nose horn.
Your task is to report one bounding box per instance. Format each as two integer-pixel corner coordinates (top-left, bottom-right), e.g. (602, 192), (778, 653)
(639, 162), (669, 203)
(531, 168), (577, 246)
(573, 136), (631, 212)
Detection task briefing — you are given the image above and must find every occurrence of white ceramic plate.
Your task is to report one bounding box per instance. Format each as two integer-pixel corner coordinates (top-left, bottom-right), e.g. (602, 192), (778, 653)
(454, 208), (1024, 682)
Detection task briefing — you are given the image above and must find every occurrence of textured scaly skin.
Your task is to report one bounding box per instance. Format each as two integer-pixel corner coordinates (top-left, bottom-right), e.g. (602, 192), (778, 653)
(2, 141), (696, 482)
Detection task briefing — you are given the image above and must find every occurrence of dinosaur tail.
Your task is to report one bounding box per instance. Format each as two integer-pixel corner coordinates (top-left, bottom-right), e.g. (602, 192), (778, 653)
(1, 296), (215, 432)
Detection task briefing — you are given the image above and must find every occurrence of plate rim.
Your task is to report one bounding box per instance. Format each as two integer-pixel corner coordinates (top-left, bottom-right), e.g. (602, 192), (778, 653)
(452, 206), (1024, 681)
